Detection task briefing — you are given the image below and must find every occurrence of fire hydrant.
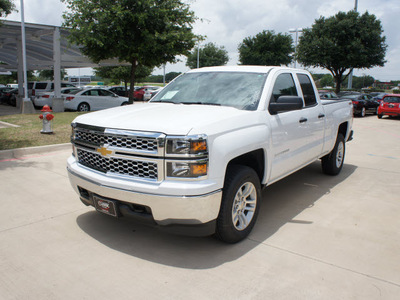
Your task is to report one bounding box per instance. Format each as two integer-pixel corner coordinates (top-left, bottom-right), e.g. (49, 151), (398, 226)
(39, 105), (54, 134)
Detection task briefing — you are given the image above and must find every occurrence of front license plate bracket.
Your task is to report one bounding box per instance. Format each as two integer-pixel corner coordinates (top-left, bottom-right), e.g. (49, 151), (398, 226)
(93, 196), (118, 217)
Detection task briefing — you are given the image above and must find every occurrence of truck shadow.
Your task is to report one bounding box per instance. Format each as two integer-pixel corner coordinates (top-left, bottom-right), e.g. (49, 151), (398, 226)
(76, 161), (357, 269)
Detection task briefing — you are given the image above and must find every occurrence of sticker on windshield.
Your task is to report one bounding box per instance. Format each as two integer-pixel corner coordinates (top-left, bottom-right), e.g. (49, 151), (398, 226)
(161, 91), (178, 100)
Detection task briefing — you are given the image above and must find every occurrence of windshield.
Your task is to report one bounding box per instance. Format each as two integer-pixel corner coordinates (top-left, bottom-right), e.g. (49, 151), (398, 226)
(151, 72), (268, 110)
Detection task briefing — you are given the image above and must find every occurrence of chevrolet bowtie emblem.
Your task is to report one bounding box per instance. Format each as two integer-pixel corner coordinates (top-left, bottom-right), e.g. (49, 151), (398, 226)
(96, 147), (113, 157)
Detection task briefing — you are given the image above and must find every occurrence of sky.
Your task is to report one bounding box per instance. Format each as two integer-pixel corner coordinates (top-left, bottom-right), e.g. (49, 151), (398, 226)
(4, 0), (400, 81)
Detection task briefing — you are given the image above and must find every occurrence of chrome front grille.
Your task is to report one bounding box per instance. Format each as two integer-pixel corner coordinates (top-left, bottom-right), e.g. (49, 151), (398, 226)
(75, 129), (158, 152)
(72, 124), (165, 182)
(77, 149), (158, 180)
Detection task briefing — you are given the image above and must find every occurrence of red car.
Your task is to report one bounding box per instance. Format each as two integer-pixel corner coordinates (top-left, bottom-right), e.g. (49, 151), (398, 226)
(377, 94), (400, 119)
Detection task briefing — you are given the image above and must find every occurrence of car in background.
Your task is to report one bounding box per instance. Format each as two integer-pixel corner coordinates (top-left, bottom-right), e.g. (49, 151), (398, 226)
(106, 86), (129, 97)
(33, 87), (82, 108)
(319, 91), (339, 99)
(149, 87), (163, 100)
(64, 88), (129, 111)
(377, 94), (400, 119)
(1, 88), (18, 106)
(0, 86), (14, 104)
(134, 86), (160, 101)
(29, 81), (77, 100)
(341, 93), (380, 117)
(369, 92), (388, 103)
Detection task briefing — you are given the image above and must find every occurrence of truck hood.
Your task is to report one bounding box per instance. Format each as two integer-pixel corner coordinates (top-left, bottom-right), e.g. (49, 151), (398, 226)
(73, 103), (258, 136)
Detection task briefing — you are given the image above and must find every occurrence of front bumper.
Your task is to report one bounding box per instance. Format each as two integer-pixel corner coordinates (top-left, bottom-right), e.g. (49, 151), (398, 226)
(67, 163), (222, 235)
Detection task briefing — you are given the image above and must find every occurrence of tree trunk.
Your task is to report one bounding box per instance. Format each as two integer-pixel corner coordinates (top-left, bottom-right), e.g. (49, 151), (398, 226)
(124, 81), (128, 97)
(334, 76), (342, 94)
(128, 60), (137, 104)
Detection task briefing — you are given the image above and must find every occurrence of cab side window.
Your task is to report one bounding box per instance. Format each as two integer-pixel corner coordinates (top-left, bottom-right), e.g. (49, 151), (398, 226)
(297, 74), (317, 107)
(270, 73), (298, 104)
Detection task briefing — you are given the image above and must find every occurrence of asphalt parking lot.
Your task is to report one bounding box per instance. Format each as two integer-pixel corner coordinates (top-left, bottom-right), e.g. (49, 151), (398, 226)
(0, 115), (399, 299)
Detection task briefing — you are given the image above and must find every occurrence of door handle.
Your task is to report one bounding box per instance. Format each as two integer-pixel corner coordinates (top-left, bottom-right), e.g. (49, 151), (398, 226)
(299, 117), (308, 123)
(318, 113), (325, 119)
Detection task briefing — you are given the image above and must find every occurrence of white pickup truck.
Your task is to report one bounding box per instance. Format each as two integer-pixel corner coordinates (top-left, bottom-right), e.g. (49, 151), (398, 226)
(67, 66), (353, 243)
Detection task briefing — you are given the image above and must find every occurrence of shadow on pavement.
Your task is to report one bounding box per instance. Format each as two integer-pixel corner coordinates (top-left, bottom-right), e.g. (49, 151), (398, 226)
(76, 161), (357, 269)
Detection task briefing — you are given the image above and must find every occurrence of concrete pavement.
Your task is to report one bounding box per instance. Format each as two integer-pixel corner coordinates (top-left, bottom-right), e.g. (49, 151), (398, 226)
(0, 116), (399, 299)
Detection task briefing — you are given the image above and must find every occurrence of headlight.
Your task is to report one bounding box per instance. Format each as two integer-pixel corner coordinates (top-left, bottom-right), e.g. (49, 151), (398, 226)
(165, 135), (208, 179)
(166, 160), (208, 178)
(166, 135), (207, 156)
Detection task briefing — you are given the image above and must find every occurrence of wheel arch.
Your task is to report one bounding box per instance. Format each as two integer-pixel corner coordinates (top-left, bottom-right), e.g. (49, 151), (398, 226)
(226, 149), (265, 185)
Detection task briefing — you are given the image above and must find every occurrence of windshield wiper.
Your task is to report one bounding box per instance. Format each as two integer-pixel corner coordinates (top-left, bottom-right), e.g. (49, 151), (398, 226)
(151, 100), (177, 104)
(180, 102), (221, 106)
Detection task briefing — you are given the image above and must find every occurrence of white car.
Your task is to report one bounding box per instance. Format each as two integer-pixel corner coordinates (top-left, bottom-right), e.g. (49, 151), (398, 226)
(64, 88), (129, 111)
(33, 87), (82, 107)
(143, 86), (162, 101)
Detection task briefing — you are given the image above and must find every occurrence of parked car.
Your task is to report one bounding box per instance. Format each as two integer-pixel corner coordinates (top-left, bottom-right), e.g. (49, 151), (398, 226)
(64, 88), (129, 111)
(0, 87), (14, 104)
(369, 92), (387, 103)
(341, 93), (379, 117)
(29, 81), (76, 100)
(33, 87), (82, 108)
(134, 86), (160, 101)
(319, 91), (339, 99)
(1, 88), (18, 106)
(106, 86), (129, 97)
(67, 66), (354, 243)
(150, 87), (163, 99)
(377, 95), (400, 119)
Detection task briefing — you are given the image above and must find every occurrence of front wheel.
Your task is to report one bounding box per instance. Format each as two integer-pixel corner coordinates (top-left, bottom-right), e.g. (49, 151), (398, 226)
(321, 133), (345, 175)
(378, 114), (383, 119)
(215, 165), (261, 243)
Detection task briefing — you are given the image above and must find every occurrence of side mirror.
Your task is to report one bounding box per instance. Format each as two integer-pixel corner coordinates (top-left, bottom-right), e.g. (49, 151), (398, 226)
(269, 96), (304, 114)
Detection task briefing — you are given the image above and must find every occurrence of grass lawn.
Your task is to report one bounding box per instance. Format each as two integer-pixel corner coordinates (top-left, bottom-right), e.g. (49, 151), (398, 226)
(0, 112), (87, 150)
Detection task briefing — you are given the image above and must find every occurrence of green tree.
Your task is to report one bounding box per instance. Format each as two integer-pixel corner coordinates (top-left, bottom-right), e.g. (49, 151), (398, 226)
(0, 0), (15, 18)
(320, 74), (335, 88)
(165, 72), (181, 82)
(62, 0), (198, 103)
(238, 30), (294, 66)
(37, 69), (67, 80)
(296, 11), (387, 94)
(186, 42), (229, 69)
(94, 65), (153, 93)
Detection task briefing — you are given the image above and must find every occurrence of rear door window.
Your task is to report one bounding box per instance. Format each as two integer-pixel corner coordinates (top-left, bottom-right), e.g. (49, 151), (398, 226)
(35, 83), (48, 89)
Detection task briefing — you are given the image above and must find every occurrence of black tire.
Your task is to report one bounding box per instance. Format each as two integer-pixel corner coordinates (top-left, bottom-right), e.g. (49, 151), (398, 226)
(77, 102), (90, 112)
(321, 133), (345, 176)
(215, 165), (261, 243)
(121, 102), (128, 106)
(378, 114), (383, 119)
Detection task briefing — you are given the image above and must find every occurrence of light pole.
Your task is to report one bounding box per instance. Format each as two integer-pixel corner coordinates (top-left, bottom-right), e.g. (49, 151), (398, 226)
(348, 0), (358, 89)
(289, 28), (302, 68)
(197, 41), (200, 69)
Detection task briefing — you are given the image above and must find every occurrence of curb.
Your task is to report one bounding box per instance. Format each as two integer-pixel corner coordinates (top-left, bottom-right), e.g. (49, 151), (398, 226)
(0, 143), (71, 160)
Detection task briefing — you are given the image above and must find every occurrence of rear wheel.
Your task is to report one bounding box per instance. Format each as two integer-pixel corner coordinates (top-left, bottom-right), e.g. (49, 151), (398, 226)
(215, 165), (261, 243)
(378, 114), (383, 119)
(77, 102), (90, 112)
(121, 102), (128, 106)
(321, 133), (345, 175)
